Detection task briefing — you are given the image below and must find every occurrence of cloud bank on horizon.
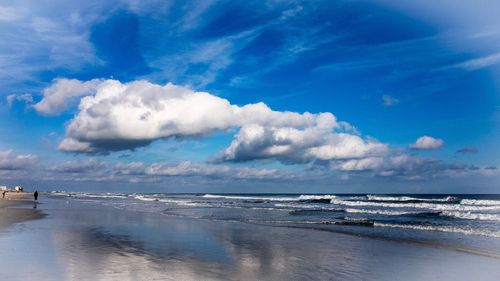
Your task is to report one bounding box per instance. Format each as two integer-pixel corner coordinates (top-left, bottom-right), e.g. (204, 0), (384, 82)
(0, 0), (498, 192)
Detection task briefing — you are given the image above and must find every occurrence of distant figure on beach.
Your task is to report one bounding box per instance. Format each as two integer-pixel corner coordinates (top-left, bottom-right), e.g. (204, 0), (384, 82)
(34, 190), (39, 201)
(2, 191), (5, 198)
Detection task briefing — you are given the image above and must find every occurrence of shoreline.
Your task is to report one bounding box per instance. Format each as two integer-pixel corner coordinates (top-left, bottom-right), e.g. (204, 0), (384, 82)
(0, 196), (499, 280)
(249, 221), (500, 260)
(155, 207), (500, 260)
(0, 195), (44, 230)
(3, 194), (499, 259)
(48, 192), (500, 258)
(50, 194), (500, 259)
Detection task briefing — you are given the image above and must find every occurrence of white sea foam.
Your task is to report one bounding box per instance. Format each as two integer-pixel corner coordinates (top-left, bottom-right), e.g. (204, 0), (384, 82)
(297, 195), (337, 200)
(367, 195), (458, 202)
(374, 222), (500, 238)
(133, 195), (158, 201)
(131, 195), (194, 205)
(331, 199), (500, 211)
(460, 199), (500, 206)
(275, 203), (336, 210)
(344, 208), (434, 216)
(51, 192), (129, 199)
(345, 207), (500, 221)
(79, 194), (128, 199)
(202, 194), (321, 201)
(441, 211), (500, 222)
(338, 196), (367, 200)
(50, 191), (71, 196)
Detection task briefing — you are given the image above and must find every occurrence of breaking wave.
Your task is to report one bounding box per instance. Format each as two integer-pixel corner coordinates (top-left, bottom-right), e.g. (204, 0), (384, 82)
(374, 222), (500, 238)
(460, 199), (500, 206)
(367, 195), (460, 203)
(331, 199), (500, 211)
(345, 208), (441, 217)
(51, 191), (500, 239)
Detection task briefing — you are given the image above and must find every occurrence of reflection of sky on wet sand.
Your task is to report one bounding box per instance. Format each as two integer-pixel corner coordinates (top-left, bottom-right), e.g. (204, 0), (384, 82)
(0, 198), (499, 281)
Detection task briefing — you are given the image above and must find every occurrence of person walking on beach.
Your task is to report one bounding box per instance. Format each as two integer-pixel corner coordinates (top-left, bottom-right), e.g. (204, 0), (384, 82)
(2, 191), (5, 198)
(34, 190), (38, 201)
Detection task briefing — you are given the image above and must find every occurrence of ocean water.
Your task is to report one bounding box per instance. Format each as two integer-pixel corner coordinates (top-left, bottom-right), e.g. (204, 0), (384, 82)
(49, 192), (500, 255)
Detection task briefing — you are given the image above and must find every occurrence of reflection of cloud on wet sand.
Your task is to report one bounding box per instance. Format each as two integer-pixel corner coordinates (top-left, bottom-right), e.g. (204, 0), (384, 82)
(44, 207), (500, 281)
(51, 228), (225, 281)
(49, 221), (352, 280)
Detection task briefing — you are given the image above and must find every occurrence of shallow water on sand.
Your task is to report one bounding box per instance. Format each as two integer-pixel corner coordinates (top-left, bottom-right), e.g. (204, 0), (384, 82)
(50, 192), (500, 254)
(0, 196), (499, 280)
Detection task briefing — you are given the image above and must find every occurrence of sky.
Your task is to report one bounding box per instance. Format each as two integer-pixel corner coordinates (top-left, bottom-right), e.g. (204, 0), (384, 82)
(0, 0), (499, 193)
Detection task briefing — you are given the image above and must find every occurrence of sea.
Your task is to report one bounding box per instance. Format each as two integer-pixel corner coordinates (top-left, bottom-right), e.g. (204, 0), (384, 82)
(48, 192), (500, 256)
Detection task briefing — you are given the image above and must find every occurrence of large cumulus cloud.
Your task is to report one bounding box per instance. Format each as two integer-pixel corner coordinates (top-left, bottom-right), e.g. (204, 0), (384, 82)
(55, 79), (324, 152)
(219, 123), (388, 163)
(38, 79), (387, 168)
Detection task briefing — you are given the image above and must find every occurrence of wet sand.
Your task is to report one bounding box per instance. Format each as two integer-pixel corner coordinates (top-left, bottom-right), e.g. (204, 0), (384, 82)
(0, 196), (499, 280)
(0, 194), (43, 230)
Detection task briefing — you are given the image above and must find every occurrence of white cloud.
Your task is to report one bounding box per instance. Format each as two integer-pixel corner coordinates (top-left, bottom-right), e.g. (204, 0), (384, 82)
(451, 52), (500, 71)
(410, 136), (443, 150)
(382, 94), (399, 106)
(44, 160), (298, 182)
(328, 152), (480, 180)
(48, 159), (108, 173)
(177, 0), (217, 31)
(33, 79), (482, 183)
(280, 5), (303, 20)
(0, 150), (37, 170)
(331, 157), (385, 171)
(220, 123), (388, 163)
(379, 154), (480, 179)
(53, 79), (328, 153)
(0, 2), (101, 94)
(6, 93), (33, 107)
(38, 78), (389, 172)
(33, 78), (102, 115)
(148, 30), (256, 88)
(143, 161), (292, 180)
(30, 16), (97, 68)
(0, 5), (23, 22)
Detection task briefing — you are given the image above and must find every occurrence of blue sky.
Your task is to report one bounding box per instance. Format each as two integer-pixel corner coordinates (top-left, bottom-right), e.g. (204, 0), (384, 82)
(0, 0), (498, 193)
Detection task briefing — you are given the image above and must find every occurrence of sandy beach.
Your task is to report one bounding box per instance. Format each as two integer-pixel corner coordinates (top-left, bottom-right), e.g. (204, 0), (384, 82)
(0, 195), (499, 281)
(0, 192), (43, 230)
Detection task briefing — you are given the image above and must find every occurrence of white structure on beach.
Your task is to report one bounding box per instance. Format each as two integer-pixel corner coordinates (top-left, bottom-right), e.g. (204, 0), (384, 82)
(14, 185), (23, 191)
(0, 185), (7, 191)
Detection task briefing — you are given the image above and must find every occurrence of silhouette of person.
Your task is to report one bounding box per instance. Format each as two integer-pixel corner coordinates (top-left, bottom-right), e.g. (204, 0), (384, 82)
(2, 191), (5, 198)
(34, 190), (39, 201)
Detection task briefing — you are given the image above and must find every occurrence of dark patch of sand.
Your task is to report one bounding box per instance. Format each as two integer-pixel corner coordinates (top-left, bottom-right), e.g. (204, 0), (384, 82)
(0, 199), (44, 230)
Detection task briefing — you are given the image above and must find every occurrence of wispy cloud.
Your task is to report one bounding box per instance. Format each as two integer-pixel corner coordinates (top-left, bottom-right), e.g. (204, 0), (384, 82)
(382, 94), (399, 106)
(6, 93), (33, 108)
(450, 52), (500, 71)
(0, 5), (23, 22)
(456, 146), (478, 154)
(0, 1), (102, 93)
